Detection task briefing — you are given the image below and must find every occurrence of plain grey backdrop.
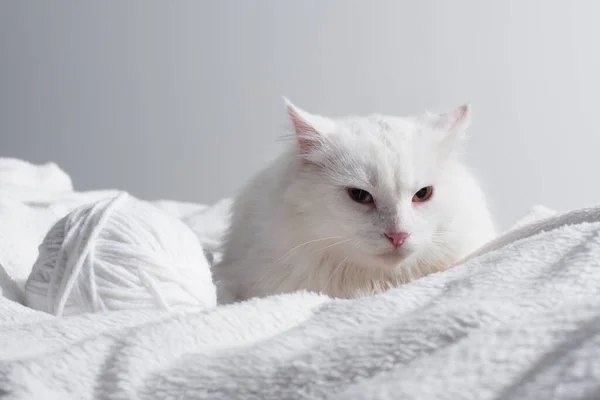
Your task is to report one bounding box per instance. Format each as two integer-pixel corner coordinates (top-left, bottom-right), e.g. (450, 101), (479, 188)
(1, 1), (599, 228)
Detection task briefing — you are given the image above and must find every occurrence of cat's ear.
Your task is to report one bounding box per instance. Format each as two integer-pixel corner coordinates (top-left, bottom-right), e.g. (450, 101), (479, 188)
(283, 97), (334, 154)
(427, 104), (471, 150)
(432, 104), (471, 136)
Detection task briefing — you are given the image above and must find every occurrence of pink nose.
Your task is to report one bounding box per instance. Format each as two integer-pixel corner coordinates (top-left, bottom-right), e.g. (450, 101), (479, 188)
(385, 231), (409, 247)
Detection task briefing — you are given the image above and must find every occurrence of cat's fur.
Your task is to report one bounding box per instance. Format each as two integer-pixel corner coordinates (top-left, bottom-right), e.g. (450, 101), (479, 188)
(214, 99), (496, 303)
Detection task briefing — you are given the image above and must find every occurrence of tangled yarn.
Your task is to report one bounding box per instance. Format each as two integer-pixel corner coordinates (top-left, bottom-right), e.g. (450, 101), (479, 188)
(25, 192), (216, 316)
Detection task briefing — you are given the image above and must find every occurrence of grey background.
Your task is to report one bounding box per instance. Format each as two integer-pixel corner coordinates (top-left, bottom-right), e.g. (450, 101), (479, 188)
(1, 1), (599, 228)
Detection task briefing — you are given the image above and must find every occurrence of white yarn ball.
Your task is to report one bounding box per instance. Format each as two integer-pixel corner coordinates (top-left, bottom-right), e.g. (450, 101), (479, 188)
(24, 192), (217, 316)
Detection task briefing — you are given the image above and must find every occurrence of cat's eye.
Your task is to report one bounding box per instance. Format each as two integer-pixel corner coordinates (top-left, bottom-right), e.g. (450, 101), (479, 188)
(347, 188), (374, 204)
(412, 186), (434, 203)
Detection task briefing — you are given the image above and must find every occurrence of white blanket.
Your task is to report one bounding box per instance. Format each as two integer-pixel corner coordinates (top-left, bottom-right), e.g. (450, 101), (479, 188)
(1, 159), (599, 400)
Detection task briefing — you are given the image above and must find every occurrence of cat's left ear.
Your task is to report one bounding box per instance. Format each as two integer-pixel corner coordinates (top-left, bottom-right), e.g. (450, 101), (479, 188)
(433, 104), (471, 133)
(427, 104), (472, 150)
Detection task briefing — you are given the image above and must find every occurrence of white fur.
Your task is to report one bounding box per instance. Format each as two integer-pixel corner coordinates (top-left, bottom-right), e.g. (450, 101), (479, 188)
(215, 100), (496, 303)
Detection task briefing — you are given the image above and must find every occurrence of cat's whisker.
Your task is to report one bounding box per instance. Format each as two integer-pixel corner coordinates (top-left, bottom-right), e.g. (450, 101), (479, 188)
(313, 239), (352, 254)
(252, 236), (344, 291)
(274, 236), (344, 265)
(320, 257), (348, 295)
(252, 262), (286, 292)
(275, 133), (297, 143)
(262, 239), (350, 291)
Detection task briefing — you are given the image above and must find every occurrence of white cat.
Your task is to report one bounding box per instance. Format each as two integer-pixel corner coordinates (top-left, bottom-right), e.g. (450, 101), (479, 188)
(214, 98), (496, 303)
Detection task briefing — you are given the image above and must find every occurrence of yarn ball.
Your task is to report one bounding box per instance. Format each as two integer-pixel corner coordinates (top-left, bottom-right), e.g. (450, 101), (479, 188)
(24, 192), (217, 316)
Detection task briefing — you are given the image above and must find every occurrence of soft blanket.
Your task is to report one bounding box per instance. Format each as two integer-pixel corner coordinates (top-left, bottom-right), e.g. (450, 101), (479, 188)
(0, 159), (599, 400)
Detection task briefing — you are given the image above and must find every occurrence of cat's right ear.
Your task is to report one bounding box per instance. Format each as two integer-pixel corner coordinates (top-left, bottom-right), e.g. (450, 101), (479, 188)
(283, 97), (333, 155)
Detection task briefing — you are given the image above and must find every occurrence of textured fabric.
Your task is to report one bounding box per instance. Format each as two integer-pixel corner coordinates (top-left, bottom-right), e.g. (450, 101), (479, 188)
(0, 158), (598, 400)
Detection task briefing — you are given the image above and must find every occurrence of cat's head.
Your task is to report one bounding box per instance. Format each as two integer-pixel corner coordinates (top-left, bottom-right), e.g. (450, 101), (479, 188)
(282, 98), (477, 269)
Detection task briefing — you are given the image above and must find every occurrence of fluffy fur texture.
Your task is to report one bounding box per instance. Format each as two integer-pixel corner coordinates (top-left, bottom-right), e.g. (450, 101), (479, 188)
(215, 99), (496, 303)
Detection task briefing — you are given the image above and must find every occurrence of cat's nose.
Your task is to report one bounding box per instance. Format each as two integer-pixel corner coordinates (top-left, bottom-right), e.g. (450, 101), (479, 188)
(384, 231), (410, 247)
